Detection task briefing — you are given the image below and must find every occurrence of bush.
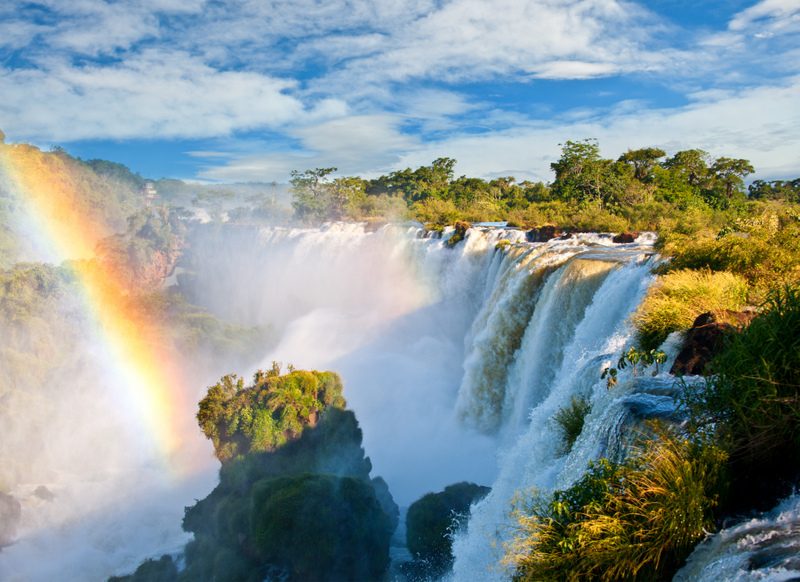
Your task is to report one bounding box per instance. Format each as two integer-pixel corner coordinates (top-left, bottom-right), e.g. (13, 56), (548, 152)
(196, 369), (346, 462)
(632, 269), (748, 351)
(657, 209), (800, 291)
(503, 431), (726, 582)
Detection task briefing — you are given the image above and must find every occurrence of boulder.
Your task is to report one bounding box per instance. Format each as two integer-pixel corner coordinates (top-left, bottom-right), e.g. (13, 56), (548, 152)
(613, 232), (637, 244)
(526, 225), (561, 242)
(34, 485), (55, 502)
(670, 309), (756, 376)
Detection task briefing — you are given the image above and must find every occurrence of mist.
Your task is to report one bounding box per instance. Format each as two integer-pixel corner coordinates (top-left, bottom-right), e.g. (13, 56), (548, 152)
(180, 223), (516, 504)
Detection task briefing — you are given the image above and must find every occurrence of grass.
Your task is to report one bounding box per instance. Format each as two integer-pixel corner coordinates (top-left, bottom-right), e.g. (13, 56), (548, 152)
(503, 428), (726, 582)
(552, 396), (592, 455)
(631, 268), (749, 351)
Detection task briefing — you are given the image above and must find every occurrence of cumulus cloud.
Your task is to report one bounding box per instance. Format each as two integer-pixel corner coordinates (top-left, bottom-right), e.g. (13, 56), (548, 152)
(0, 51), (303, 142)
(1, 0), (798, 183)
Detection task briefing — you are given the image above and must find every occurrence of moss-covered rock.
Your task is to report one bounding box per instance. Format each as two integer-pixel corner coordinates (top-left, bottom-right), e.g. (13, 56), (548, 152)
(252, 473), (392, 581)
(405, 481), (491, 579)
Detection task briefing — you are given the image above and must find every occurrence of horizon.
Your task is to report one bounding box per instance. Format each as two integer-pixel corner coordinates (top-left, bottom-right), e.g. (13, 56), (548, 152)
(1, 0), (798, 184)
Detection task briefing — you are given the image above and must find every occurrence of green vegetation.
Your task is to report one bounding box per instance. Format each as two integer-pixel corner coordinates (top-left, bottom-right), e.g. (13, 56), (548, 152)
(0, 261), (271, 491)
(95, 206), (189, 291)
(503, 431), (726, 582)
(631, 269), (749, 351)
(682, 285), (800, 511)
(181, 372), (397, 582)
(251, 473), (391, 581)
(404, 481), (491, 579)
(0, 143), (144, 266)
(656, 208), (800, 295)
(551, 396), (592, 454)
(197, 366), (346, 462)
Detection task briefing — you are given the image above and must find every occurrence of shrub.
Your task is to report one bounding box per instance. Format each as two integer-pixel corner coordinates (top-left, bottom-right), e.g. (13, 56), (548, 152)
(632, 269), (748, 351)
(657, 209), (800, 291)
(551, 396), (591, 455)
(503, 431), (726, 582)
(196, 369), (346, 462)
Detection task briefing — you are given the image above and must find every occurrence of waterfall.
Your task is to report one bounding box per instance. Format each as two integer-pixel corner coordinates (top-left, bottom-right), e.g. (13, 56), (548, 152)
(448, 232), (669, 580)
(3, 221), (733, 580)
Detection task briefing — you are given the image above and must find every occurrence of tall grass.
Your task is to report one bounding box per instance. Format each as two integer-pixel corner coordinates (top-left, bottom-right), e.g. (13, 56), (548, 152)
(503, 429), (726, 582)
(632, 269), (749, 351)
(656, 209), (800, 294)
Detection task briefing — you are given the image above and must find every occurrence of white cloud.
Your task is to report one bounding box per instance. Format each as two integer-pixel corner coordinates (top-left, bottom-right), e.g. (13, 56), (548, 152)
(195, 114), (420, 181)
(394, 75), (800, 182)
(0, 51), (304, 142)
(729, 0), (800, 32)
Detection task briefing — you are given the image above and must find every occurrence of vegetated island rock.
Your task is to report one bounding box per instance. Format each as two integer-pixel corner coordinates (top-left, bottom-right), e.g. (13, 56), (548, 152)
(613, 231), (638, 244)
(670, 309), (757, 376)
(0, 491), (21, 547)
(526, 225), (562, 242)
(173, 368), (398, 582)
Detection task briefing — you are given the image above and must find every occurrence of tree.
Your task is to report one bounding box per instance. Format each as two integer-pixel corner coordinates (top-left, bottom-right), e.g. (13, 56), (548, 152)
(617, 147), (666, 183)
(365, 158), (456, 203)
(290, 167), (337, 223)
(550, 139), (617, 205)
(663, 149), (710, 187)
(711, 157), (755, 198)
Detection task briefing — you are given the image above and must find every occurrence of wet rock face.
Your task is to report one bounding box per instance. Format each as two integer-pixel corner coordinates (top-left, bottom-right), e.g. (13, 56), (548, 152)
(0, 492), (21, 548)
(670, 309), (757, 376)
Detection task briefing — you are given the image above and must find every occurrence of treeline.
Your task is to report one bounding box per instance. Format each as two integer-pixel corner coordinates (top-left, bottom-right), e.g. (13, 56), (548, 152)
(287, 139), (800, 228)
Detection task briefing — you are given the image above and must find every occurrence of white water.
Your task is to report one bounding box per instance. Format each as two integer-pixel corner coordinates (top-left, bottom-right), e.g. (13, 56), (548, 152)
(674, 493), (800, 581)
(3, 222), (791, 580)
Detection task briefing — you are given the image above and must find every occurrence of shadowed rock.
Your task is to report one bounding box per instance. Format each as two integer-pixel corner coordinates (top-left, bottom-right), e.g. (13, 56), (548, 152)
(671, 309), (756, 376)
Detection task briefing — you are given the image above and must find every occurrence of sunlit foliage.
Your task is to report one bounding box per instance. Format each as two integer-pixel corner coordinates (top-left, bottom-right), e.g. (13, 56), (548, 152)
(632, 269), (749, 351)
(503, 430), (726, 582)
(197, 367), (347, 463)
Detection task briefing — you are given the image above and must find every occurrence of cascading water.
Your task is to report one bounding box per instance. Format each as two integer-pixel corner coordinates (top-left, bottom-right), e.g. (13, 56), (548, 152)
(4, 221), (788, 580)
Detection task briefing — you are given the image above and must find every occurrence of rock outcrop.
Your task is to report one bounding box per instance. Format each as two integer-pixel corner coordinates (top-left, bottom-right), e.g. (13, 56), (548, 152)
(670, 309), (756, 376)
(526, 225), (561, 242)
(613, 232), (638, 244)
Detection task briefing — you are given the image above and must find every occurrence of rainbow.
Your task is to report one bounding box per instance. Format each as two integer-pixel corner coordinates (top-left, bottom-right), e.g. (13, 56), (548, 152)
(0, 143), (196, 477)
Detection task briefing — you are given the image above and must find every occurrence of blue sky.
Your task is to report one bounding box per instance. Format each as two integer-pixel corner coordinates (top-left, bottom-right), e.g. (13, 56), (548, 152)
(1, 0), (798, 183)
